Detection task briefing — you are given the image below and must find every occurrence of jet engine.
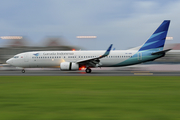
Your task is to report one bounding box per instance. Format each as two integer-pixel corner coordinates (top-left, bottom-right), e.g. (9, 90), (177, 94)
(60, 62), (79, 71)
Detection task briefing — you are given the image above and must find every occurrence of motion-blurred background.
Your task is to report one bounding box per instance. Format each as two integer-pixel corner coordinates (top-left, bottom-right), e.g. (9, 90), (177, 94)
(1, 0), (180, 71)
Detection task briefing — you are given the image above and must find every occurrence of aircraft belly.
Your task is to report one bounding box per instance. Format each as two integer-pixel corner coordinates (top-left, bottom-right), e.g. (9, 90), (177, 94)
(101, 59), (127, 67)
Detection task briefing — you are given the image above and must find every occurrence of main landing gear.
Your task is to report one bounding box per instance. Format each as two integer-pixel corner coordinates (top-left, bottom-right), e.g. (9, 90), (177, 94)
(85, 68), (92, 73)
(22, 69), (25, 73)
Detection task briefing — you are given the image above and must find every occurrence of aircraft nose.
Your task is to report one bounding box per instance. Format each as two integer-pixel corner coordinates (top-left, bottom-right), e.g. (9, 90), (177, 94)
(6, 59), (12, 65)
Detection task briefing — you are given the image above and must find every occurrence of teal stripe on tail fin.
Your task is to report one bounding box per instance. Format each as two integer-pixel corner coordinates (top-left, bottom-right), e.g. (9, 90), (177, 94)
(139, 20), (170, 51)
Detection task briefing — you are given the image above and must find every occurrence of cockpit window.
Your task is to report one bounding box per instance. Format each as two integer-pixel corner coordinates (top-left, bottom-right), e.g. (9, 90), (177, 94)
(13, 56), (19, 58)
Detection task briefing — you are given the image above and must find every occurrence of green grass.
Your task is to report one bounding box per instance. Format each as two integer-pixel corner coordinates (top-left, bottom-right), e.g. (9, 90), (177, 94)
(0, 76), (180, 120)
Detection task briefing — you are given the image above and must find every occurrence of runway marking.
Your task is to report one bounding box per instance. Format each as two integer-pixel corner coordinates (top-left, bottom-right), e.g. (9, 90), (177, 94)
(134, 73), (153, 75)
(131, 71), (150, 73)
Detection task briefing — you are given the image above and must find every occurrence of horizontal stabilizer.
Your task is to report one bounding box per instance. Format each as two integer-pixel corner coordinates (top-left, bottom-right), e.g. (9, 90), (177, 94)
(151, 49), (171, 55)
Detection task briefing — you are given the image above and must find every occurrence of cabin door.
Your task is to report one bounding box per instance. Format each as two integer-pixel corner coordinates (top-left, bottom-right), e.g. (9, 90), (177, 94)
(138, 52), (142, 61)
(24, 54), (29, 62)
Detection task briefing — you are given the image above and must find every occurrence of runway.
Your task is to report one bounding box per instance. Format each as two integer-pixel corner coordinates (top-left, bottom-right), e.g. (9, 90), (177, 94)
(0, 70), (180, 76)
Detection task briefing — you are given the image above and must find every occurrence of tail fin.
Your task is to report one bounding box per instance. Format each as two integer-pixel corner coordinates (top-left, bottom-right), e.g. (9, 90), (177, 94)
(139, 20), (170, 51)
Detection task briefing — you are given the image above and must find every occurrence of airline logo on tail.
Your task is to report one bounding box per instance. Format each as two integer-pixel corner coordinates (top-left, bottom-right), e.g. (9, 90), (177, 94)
(139, 20), (170, 51)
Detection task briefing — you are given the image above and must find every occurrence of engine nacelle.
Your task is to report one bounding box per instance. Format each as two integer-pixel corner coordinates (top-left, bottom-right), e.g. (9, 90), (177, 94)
(60, 62), (79, 71)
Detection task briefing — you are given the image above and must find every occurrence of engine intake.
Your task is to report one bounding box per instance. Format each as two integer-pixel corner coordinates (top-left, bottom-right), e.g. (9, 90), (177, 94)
(60, 62), (79, 71)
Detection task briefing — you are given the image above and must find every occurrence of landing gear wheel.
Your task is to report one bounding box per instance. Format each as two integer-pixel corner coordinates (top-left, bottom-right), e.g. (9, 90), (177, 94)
(22, 69), (25, 73)
(85, 68), (92, 73)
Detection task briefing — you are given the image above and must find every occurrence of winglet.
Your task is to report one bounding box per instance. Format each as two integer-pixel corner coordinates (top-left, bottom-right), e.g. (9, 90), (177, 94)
(76, 44), (113, 64)
(101, 44), (113, 57)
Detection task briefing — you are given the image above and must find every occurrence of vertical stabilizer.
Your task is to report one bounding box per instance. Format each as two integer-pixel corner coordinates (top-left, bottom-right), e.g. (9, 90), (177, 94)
(139, 20), (170, 51)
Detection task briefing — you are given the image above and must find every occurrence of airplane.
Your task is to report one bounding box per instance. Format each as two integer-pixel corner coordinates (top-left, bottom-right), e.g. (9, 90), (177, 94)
(6, 20), (171, 73)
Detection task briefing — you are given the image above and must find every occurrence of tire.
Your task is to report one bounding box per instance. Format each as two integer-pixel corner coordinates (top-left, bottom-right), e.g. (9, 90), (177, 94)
(85, 68), (92, 73)
(22, 69), (25, 73)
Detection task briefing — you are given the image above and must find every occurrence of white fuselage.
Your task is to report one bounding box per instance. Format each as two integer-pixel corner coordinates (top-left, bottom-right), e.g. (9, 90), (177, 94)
(5, 20), (170, 73)
(6, 49), (161, 68)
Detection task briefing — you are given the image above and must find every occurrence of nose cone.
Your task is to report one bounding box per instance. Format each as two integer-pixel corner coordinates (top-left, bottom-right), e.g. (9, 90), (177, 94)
(6, 59), (12, 65)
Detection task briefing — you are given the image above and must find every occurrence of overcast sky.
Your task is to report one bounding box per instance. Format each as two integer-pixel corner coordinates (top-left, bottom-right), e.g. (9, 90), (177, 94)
(0, 0), (179, 50)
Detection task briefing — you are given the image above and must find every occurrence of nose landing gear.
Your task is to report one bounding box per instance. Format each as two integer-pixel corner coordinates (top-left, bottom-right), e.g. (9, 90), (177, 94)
(22, 69), (25, 73)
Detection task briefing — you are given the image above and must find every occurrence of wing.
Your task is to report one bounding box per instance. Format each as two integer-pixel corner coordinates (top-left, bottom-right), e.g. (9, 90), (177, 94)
(76, 44), (113, 67)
